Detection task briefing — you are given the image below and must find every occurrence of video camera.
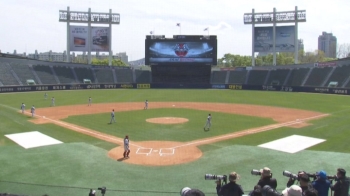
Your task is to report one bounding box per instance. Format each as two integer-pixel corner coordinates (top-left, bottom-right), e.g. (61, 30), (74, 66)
(98, 187), (106, 195)
(205, 174), (227, 184)
(305, 172), (337, 181)
(282, 171), (299, 181)
(251, 169), (273, 177)
(283, 170), (337, 181)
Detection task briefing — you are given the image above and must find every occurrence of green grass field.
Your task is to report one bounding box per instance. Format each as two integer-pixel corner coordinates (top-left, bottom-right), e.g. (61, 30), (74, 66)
(0, 89), (350, 196)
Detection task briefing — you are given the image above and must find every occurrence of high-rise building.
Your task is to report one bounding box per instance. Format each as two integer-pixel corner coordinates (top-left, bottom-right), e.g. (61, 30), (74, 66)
(318, 32), (337, 58)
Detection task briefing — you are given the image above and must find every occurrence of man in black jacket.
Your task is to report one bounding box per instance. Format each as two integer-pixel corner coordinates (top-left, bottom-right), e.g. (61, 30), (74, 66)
(287, 172), (313, 194)
(258, 167), (277, 189)
(330, 168), (350, 196)
(216, 172), (244, 196)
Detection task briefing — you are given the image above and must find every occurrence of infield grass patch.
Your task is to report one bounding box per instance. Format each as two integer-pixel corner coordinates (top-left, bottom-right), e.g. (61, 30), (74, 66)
(63, 108), (275, 142)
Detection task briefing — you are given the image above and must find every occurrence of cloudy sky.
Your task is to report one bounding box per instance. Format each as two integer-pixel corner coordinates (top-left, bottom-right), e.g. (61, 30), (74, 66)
(0, 0), (349, 60)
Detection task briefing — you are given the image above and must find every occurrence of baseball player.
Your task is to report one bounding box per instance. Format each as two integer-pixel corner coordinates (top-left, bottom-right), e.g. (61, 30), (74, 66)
(51, 97), (55, 106)
(123, 135), (130, 158)
(31, 105), (35, 117)
(20, 103), (25, 114)
(144, 100), (148, 110)
(44, 92), (48, 100)
(204, 113), (212, 130)
(88, 97), (92, 106)
(109, 109), (116, 124)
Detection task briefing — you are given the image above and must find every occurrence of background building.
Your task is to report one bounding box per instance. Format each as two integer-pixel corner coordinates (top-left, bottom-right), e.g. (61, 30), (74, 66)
(318, 32), (337, 58)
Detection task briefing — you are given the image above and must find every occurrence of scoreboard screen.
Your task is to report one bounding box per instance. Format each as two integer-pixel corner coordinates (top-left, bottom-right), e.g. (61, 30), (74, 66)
(145, 35), (217, 65)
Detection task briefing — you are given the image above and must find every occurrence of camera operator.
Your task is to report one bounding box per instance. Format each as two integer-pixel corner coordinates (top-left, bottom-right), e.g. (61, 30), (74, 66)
(216, 172), (244, 196)
(312, 170), (330, 196)
(248, 185), (262, 196)
(330, 168), (350, 196)
(258, 167), (277, 189)
(286, 172), (313, 194)
(180, 187), (205, 196)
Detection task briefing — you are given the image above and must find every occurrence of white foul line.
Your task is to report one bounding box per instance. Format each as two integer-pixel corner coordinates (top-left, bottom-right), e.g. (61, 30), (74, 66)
(171, 113), (329, 149)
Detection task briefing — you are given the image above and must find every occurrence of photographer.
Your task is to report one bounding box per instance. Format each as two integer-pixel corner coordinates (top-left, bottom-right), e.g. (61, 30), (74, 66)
(330, 168), (350, 196)
(258, 167), (277, 189)
(216, 172), (244, 196)
(248, 185), (262, 196)
(312, 170), (330, 196)
(180, 187), (205, 196)
(286, 172), (313, 193)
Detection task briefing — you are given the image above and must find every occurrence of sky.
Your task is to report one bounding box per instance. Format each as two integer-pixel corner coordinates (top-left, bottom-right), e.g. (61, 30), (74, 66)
(0, 0), (349, 61)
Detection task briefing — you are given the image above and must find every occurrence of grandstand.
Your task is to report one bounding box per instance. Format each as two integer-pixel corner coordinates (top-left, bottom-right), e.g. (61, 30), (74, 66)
(227, 70), (248, 84)
(304, 67), (333, 87)
(246, 70), (269, 85)
(10, 63), (39, 85)
(93, 68), (115, 83)
(74, 67), (95, 83)
(1, 56), (350, 91)
(52, 66), (77, 84)
(284, 68), (310, 86)
(33, 65), (58, 84)
(135, 69), (151, 83)
(211, 70), (227, 84)
(0, 62), (20, 86)
(115, 68), (134, 83)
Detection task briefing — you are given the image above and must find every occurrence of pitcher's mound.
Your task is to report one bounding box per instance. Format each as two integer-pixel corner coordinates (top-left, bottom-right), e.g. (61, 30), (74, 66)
(108, 141), (202, 166)
(146, 117), (188, 124)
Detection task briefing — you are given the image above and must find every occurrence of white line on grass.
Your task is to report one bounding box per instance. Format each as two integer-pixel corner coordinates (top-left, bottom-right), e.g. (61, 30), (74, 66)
(171, 113), (329, 149)
(0, 104), (144, 148)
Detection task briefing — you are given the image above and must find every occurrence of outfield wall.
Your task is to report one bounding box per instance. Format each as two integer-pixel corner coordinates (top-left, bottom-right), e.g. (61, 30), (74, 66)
(0, 83), (349, 95)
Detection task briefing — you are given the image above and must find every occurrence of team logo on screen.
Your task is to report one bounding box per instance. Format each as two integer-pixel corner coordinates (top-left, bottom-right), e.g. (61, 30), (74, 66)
(174, 43), (189, 57)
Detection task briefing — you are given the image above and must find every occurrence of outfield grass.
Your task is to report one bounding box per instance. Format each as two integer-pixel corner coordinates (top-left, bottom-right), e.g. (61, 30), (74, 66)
(0, 89), (350, 196)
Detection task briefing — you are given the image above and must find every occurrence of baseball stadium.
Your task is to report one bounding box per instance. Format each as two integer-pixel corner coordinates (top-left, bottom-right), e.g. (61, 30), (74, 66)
(1, 5), (350, 196)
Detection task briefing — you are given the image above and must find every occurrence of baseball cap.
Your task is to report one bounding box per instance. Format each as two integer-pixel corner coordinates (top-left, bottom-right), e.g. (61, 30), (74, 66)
(316, 170), (327, 179)
(260, 167), (271, 177)
(282, 185), (302, 196)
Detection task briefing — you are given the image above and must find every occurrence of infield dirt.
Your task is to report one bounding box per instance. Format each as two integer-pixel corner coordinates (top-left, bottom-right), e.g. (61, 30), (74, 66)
(28, 102), (327, 166)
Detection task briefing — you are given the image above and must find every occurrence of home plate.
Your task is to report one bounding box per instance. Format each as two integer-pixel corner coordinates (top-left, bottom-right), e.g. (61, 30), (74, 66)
(5, 131), (63, 149)
(258, 135), (325, 153)
(153, 150), (158, 152)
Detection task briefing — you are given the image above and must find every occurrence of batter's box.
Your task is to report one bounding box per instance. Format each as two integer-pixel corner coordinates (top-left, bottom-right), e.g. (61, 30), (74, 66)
(136, 148), (152, 156)
(159, 148), (175, 156)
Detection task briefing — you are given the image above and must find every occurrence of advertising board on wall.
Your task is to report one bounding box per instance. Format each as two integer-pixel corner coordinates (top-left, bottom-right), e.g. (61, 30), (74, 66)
(254, 26), (295, 52)
(69, 26), (110, 52)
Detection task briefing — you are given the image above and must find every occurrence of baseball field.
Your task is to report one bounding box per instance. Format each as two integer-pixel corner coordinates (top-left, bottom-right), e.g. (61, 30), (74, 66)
(0, 89), (350, 196)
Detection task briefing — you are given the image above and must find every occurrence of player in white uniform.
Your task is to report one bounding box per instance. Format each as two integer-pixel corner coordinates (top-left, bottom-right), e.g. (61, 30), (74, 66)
(109, 109), (116, 124)
(204, 113), (212, 130)
(31, 105), (35, 117)
(51, 97), (55, 106)
(88, 97), (92, 106)
(123, 135), (130, 158)
(20, 103), (25, 114)
(44, 92), (48, 100)
(144, 100), (148, 109)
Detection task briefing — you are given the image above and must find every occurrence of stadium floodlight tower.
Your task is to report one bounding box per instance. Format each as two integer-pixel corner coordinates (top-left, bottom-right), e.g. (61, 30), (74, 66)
(59, 7), (120, 65)
(244, 6), (306, 66)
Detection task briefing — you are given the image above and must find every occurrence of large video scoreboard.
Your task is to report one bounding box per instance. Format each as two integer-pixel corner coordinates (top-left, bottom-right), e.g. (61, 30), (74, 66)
(145, 35), (217, 65)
